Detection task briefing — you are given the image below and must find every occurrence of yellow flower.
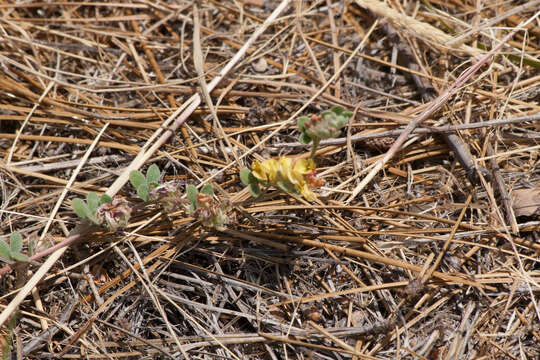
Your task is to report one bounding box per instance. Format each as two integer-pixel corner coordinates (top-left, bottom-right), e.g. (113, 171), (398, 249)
(250, 156), (322, 201)
(251, 159), (279, 184)
(297, 182), (316, 201)
(279, 157), (315, 184)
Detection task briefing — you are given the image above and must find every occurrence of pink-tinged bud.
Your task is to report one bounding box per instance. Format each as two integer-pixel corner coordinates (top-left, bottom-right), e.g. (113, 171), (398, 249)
(307, 171), (324, 188)
(310, 114), (322, 124)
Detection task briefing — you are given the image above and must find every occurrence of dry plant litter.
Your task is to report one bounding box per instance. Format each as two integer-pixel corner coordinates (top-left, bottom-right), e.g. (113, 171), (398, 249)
(0, 0), (539, 359)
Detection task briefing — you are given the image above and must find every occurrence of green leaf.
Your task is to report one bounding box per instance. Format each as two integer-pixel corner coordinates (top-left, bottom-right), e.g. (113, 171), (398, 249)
(137, 183), (150, 202)
(73, 198), (99, 224)
(248, 183), (261, 198)
(321, 110), (333, 120)
(88, 215), (101, 225)
(248, 171), (258, 184)
(100, 194), (113, 204)
(146, 164), (160, 185)
(72, 198), (89, 219)
(10, 252), (29, 262)
(331, 105), (344, 115)
(82, 202), (100, 225)
(186, 185), (198, 206)
(299, 132), (312, 144)
(0, 240), (11, 259)
(240, 168), (252, 185)
(335, 117), (348, 129)
(188, 203), (196, 214)
(342, 111), (353, 119)
(200, 184), (214, 196)
(276, 180), (296, 194)
(10, 232), (23, 254)
(297, 116), (309, 132)
(129, 170), (146, 190)
(87, 192), (100, 213)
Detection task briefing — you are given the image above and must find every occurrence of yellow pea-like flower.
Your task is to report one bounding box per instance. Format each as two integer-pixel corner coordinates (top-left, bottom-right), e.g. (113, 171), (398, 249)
(250, 156), (322, 201)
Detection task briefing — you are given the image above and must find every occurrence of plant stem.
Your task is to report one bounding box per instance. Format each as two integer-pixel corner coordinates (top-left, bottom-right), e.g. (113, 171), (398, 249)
(310, 138), (320, 159)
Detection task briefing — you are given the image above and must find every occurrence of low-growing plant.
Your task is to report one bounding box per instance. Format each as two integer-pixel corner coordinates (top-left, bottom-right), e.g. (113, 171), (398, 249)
(0, 232), (29, 263)
(186, 184), (231, 231)
(297, 105), (353, 158)
(131, 165), (186, 211)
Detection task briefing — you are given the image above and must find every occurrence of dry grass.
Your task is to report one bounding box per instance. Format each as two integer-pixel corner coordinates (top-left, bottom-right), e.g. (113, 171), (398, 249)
(1, 0), (539, 359)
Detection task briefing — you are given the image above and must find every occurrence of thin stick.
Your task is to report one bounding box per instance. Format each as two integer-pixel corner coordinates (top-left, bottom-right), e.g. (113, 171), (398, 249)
(486, 143), (519, 234)
(422, 194), (472, 283)
(6, 81), (54, 165)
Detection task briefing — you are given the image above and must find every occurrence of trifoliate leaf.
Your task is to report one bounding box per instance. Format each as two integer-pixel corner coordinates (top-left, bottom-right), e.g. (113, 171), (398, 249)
(146, 164), (160, 185)
(0, 240), (11, 260)
(186, 185), (198, 206)
(321, 111), (333, 120)
(87, 192), (100, 213)
(76, 200), (100, 225)
(10, 232), (23, 254)
(10, 252), (29, 262)
(129, 170), (146, 190)
(200, 184), (214, 196)
(137, 183), (150, 202)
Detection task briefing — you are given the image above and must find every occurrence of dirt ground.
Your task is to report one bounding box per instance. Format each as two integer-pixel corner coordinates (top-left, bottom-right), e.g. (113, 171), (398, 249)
(0, 0), (539, 359)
